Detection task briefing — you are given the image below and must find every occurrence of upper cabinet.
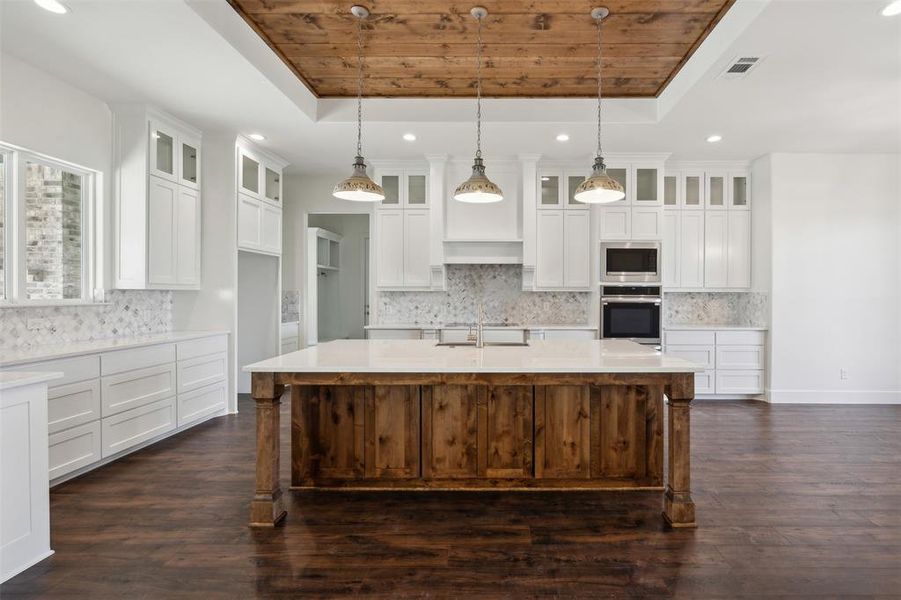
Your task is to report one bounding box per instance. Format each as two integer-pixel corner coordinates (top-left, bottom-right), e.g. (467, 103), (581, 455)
(598, 157), (666, 241)
(236, 139), (288, 256)
(375, 169), (428, 209)
(663, 163), (752, 291)
(113, 105), (202, 290)
(372, 165), (433, 290)
(538, 169), (589, 210)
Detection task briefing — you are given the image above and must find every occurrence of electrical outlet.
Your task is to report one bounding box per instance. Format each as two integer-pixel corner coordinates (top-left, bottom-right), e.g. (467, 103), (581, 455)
(26, 317), (51, 331)
(840, 368), (848, 381)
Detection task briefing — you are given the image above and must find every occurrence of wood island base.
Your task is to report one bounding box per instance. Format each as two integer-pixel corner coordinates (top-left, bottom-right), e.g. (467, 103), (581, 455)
(250, 371), (696, 529)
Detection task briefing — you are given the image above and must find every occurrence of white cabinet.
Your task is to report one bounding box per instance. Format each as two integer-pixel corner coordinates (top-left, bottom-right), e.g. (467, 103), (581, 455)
(237, 194), (282, 256)
(47, 379), (101, 434)
(663, 210), (705, 289)
(631, 207), (662, 239)
(662, 211), (680, 287)
(48, 421), (101, 481)
(373, 166), (432, 290)
(535, 209), (589, 290)
(404, 210), (431, 287)
(726, 211), (751, 288)
(147, 178), (200, 287)
(101, 396), (177, 459)
(536, 211), (564, 288)
(375, 210), (405, 288)
(664, 328), (765, 397)
(704, 211), (728, 288)
(236, 140), (287, 256)
(113, 106), (203, 290)
(599, 206), (631, 240)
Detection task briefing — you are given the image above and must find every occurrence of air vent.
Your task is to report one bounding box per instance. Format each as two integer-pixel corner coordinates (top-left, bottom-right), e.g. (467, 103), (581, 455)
(719, 56), (764, 79)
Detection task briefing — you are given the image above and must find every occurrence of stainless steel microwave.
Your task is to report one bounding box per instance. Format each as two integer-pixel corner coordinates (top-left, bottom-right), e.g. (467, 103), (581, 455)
(600, 241), (662, 284)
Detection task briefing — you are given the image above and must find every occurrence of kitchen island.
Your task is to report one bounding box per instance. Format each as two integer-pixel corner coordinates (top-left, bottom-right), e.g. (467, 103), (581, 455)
(244, 339), (702, 528)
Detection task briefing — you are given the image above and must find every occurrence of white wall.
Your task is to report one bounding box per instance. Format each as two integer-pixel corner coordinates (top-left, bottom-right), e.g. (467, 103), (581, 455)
(768, 153), (900, 404)
(236, 250), (280, 394)
(0, 52), (112, 286)
(283, 172), (374, 345)
(308, 214), (369, 341)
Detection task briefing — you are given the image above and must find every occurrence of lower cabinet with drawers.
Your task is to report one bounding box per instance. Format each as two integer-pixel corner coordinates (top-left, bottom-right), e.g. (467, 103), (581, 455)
(664, 327), (767, 398)
(4, 333), (229, 485)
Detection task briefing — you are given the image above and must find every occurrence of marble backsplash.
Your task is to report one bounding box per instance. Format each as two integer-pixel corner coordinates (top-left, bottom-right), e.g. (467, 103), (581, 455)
(664, 292), (768, 327)
(377, 265), (590, 325)
(0, 290), (173, 351)
(282, 290), (300, 323)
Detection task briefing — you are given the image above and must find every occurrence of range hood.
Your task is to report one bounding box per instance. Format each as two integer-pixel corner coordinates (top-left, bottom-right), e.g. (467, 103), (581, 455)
(442, 238), (523, 265)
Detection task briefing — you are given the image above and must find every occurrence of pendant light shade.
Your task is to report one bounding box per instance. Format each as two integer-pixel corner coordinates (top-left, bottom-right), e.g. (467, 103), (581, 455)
(453, 7), (503, 204)
(575, 7), (624, 205)
(333, 6), (385, 203)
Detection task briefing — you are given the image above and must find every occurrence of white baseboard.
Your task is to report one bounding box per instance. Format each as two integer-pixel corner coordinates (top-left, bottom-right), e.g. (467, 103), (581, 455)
(767, 389), (901, 405)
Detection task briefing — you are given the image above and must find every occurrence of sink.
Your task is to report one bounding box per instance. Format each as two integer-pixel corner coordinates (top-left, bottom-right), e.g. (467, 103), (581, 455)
(435, 341), (530, 348)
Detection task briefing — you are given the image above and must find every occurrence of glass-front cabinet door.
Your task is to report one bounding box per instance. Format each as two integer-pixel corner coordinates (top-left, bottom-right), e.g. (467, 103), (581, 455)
(180, 138), (200, 189)
(604, 165), (629, 204)
(149, 121), (177, 182)
(566, 173), (588, 209)
(406, 173), (427, 206)
(378, 172), (401, 207)
(731, 173), (749, 209)
(265, 166), (281, 203)
(663, 173), (679, 207)
(683, 171), (704, 209)
(539, 172), (561, 208)
(634, 167), (660, 205)
(239, 150), (261, 197)
(706, 173), (727, 209)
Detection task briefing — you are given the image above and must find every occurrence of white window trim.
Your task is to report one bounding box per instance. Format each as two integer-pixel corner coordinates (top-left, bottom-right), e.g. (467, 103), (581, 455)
(0, 141), (100, 306)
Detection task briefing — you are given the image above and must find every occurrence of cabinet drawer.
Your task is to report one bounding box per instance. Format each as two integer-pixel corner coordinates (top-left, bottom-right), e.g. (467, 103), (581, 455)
(178, 381), (226, 427)
(101, 363), (176, 417)
(102, 343), (175, 376)
(694, 370), (715, 395)
(716, 330), (766, 346)
(177, 335), (227, 361)
(5, 355), (100, 388)
(664, 330), (715, 345)
(101, 396), (176, 458)
(49, 421), (101, 480)
(48, 379), (101, 434)
(716, 370), (764, 394)
(177, 352), (226, 394)
(665, 345), (715, 370)
(716, 346), (765, 370)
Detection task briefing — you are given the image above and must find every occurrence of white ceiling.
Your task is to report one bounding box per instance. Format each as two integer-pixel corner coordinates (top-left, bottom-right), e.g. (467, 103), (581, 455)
(1, 0), (899, 174)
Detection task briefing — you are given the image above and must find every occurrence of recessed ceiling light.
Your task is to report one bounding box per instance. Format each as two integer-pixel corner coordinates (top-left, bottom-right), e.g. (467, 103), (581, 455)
(34, 0), (68, 13)
(882, 1), (901, 16)
(541, 176), (550, 181)
(556, 133), (570, 142)
(402, 133), (417, 142)
(248, 133), (266, 141)
(706, 134), (723, 143)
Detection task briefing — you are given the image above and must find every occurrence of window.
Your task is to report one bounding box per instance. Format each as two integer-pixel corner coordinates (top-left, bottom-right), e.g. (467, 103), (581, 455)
(0, 143), (96, 304)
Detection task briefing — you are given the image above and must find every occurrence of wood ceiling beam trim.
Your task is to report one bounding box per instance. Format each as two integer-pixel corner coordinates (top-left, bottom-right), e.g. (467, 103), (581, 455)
(235, 1), (728, 16)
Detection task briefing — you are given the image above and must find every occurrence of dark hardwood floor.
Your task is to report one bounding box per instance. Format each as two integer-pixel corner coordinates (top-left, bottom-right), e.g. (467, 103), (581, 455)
(4, 396), (901, 598)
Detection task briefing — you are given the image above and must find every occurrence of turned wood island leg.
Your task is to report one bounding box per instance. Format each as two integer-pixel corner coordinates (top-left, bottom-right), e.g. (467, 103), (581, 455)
(250, 372), (287, 527)
(663, 373), (696, 528)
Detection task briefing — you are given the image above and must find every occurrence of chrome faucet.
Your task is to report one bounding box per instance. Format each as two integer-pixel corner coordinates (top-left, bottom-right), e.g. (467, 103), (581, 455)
(466, 303), (485, 348)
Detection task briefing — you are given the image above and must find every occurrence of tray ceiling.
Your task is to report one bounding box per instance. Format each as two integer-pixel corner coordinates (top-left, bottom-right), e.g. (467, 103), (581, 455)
(227, 0), (737, 98)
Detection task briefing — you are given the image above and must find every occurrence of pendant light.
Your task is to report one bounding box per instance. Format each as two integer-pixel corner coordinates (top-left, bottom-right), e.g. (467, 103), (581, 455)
(574, 7), (625, 204)
(453, 7), (503, 204)
(333, 5), (385, 202)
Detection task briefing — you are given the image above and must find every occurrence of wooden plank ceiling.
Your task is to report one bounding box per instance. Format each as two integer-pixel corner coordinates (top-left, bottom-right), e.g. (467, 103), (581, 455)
(227, 0), (737, 98)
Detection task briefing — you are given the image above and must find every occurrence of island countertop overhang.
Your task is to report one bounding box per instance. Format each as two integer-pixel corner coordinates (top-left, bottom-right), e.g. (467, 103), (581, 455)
(243, 339), (703, 374)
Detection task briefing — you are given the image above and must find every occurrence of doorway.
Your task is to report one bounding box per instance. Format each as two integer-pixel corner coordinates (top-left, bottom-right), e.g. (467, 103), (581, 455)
(307, 214), (370, 343)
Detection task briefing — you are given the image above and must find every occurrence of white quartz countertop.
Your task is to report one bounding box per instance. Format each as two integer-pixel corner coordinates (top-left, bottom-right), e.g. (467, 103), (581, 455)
(0, 371), (63, 390)
(0, 330), (230, 367)
(664, 324), (768, 331)
(364, 324), (597, 330)
(244, 339), (701, 374)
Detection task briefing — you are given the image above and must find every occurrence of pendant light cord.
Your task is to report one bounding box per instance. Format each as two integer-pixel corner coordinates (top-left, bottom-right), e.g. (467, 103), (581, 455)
(475, 13), (483, 159)
(356, 14), (364, 158)
(595, 16), (604, 159)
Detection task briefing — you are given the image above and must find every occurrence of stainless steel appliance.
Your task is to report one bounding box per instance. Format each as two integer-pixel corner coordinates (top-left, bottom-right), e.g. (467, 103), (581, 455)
(600, 285), (662, 347)
(601, 241), (661, 284)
